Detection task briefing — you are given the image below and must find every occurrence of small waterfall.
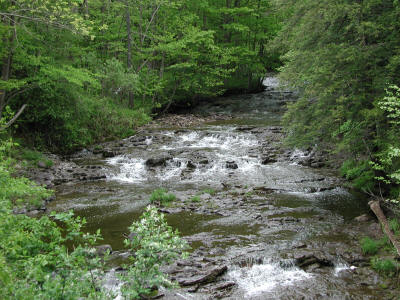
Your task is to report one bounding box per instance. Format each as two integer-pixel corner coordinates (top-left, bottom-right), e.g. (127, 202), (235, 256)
(106, 156), (147, 183)
(228, 257), (311, 297)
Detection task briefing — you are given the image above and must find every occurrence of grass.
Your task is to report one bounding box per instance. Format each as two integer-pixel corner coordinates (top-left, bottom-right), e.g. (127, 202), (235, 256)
(360, 222), (400, 277)
(200, 188), (216, 196)
(361, 237), (379, 255)
(21, 149), (42, 162)
(189, 195), (201, 203)
(149, 188), (176, 205)
(389, 218), (400, 235)
(244, 191), (254, 197)
(371, 257), (399, 276)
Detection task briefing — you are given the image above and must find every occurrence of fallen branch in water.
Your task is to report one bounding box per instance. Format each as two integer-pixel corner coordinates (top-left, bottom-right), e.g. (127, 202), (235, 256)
(368, 200), (400, 257)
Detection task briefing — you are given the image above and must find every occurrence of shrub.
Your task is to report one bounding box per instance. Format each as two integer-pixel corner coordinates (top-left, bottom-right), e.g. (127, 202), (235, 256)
(19, 149), (53, 168)
(121, 206), (188, 299)
(340, 160), (375, 192)
(361, 237), (379, 255)
(149, 188), (176, 205)
(0, 140), (52, 209)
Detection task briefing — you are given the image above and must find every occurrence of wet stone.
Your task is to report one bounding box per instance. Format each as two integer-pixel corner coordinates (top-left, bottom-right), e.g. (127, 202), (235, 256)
(145, 155), (173, 167)
(178, 265), (228, 286)
(102, 150), (117, 158)
(354, 214), (373, 222)
(95, 244), (112, 256)
(225, 161), (238, 169)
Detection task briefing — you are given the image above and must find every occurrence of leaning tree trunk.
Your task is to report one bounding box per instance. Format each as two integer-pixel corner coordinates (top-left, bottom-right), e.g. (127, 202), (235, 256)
(369, 200), (400, 257)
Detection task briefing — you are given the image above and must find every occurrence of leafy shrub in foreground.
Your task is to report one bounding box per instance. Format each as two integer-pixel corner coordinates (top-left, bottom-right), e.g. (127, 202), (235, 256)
(121, 206), (188, 299)
(0, 139), (187, 299)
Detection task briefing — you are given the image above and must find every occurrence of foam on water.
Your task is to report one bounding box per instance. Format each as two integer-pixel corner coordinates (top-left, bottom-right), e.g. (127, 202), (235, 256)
(106, 156), (147, 183)
(162, 131), (258, 151)
(263, 77), (280, 88)
(333, 260), (356, 276)
(228, 258), (311, 297)
(156, 158), (187, 180)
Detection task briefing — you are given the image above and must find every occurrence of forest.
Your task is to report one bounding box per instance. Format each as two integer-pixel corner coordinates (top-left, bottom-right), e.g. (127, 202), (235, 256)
(1, 0), (400, 299)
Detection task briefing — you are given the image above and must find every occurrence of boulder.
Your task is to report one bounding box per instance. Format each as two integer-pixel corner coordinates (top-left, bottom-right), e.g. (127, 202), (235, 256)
(354, 214), (373, 222)
(102, 150), (117, 158)
(186, 161), (196, 169)
(37, 160), (48, 169)
(145, 155), (172, 167)
(261, 156), (277, 165)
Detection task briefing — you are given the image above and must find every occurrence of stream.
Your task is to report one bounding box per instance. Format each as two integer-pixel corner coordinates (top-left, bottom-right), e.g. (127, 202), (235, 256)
(47, 78), (389, 299)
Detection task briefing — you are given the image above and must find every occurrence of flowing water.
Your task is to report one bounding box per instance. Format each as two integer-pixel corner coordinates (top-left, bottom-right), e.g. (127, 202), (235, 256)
(48, 78), (385, 299)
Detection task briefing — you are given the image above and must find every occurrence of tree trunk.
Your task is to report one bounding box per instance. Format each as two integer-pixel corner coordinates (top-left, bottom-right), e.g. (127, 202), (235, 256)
(224, 0), (232, 43)
(369, 200), (400, 257)
(82, 0), (89, 17)
(0, 10), (16, 116)
(0, 50), (12, 115)
(126, 5), (134, 109)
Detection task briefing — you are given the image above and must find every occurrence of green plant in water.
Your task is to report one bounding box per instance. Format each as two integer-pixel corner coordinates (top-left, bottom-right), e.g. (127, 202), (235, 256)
(189, 195), (201, 203)
(361, 237), (379, 255)
(200, 188), (216, 196)
(245, 191), (254, 197)
(149, 188), (176, 205)
(121, 206), (188, 299)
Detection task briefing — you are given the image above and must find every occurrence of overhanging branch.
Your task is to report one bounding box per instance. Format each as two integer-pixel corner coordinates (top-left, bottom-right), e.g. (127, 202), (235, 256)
(0, 104), (27, 131)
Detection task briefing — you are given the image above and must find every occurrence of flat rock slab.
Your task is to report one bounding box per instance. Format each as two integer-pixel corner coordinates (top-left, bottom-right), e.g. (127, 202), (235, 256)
(178, 265), (228, 286)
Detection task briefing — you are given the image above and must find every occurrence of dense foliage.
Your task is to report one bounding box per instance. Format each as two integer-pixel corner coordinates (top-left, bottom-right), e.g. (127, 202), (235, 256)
(273, 0), (400, 201)
(0, 0), (280, 152)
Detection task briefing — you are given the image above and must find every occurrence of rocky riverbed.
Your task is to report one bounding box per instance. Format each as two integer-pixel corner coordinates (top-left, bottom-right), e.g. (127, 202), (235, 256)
(23, 77), (399, 299)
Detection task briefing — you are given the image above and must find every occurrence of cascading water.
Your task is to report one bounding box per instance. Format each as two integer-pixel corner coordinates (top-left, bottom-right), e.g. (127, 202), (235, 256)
(228, 258), (311, 298)
(48, 77), (383, 299)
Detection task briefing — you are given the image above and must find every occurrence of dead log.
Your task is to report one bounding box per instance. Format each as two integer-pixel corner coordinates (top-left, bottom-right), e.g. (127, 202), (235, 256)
(368, 200), (400, 257)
